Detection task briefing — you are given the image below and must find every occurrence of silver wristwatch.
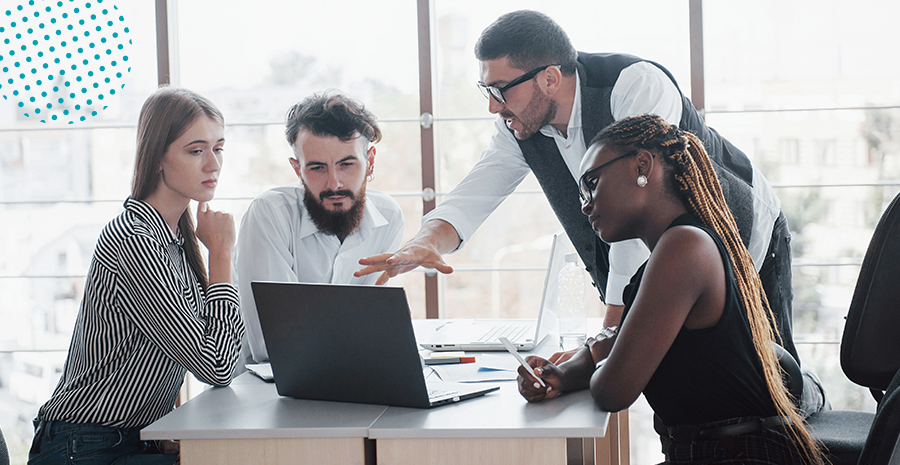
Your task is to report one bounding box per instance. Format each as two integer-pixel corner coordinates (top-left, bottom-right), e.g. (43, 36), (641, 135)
(584, 325), (618, 347)
(587, 326), (618, 370)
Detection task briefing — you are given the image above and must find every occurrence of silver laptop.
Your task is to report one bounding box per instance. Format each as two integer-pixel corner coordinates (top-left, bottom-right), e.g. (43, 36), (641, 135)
(251, 281), (499, 408)
(419, 232), (568, 352)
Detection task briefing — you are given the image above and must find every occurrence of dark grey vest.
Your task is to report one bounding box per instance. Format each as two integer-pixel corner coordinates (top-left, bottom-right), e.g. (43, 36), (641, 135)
(517, 52), (756, 301)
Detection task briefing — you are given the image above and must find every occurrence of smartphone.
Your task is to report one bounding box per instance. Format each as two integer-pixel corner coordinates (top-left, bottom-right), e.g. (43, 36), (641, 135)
(499, 336), (546, 388)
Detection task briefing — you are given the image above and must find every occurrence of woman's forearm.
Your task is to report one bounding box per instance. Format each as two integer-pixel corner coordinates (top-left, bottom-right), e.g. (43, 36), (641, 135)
(556, 346), (597, 392)
(207, 250), (233, 285)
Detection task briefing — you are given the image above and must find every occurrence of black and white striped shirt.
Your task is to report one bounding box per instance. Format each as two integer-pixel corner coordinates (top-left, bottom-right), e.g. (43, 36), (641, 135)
(38, 198), (244, 428)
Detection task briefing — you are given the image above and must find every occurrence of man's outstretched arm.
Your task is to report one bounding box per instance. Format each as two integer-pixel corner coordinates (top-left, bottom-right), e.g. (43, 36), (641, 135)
(355, 219), (460, 285)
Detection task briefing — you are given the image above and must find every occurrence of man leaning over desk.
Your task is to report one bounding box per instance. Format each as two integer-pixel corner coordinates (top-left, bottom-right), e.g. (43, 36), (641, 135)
(235, 91), (404, 363)
(356, 10), (827, 417)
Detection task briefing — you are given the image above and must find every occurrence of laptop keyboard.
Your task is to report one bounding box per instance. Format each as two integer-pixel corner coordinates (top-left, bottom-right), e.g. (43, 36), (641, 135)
(428, 388), (459, 400)
(477, 324), (530, 343)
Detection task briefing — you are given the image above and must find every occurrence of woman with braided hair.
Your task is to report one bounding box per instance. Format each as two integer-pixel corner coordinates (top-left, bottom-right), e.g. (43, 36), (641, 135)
(516, 114), (822, 463)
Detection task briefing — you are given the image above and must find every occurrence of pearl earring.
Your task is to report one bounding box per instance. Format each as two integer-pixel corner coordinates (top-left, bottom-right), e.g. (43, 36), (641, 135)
(637, 175), (648, 188)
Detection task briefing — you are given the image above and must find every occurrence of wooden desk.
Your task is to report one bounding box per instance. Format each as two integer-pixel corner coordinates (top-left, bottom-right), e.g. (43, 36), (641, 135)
(142, 319), (627, 465)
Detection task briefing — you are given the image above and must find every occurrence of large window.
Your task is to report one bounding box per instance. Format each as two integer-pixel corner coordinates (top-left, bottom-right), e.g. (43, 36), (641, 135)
(703, 0), (900, 421)
(1, 1), (898, 463)
(429, 1), (690, 325)
(173, 0), (428, 312)
(0, 2), (159, 462)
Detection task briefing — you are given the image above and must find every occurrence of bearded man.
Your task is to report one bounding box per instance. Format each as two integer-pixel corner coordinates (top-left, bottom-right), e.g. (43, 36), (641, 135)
(235, 91), (404, 363)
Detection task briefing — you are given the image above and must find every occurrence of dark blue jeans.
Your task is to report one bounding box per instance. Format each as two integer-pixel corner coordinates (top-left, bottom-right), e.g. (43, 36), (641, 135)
(758, 211), (796, 363)
(28, 419), (177, 465)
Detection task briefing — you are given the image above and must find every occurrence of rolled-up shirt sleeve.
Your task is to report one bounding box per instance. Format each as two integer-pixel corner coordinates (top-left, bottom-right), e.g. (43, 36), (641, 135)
(605, 239), (651, 306)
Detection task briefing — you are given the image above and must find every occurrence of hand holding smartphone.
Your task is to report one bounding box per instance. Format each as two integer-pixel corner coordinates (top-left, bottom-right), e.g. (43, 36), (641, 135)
(499, 336), (546, 388)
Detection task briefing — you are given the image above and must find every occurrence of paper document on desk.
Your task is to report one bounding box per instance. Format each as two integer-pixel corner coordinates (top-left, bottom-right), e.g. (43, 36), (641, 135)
(428, 353), (520, 383)
(246, 363), (274, 382)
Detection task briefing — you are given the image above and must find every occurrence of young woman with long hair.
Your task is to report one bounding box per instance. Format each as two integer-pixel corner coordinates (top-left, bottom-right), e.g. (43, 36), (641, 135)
(28, 86), (244, 465)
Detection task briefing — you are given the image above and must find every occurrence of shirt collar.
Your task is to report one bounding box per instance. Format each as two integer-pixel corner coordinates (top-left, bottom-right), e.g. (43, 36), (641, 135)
(124, 197), (184, 246)
(539, 71), (582, 139)
(360, 195), (389, 233)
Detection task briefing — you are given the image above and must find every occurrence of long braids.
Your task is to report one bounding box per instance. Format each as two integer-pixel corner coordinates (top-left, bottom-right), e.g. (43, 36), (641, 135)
(593, 114), (822, 464)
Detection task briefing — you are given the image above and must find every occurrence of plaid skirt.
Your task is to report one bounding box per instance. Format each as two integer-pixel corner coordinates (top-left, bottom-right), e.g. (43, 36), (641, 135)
(659, 416), (806, 464)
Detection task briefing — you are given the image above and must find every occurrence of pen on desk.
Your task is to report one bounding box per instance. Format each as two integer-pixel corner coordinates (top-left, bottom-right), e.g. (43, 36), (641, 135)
(424, 356), (476, 365)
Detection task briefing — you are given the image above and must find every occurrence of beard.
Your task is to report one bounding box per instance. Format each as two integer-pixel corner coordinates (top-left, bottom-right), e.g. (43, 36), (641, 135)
(502, 80), (557, 140)
(302, 181), (367, 241)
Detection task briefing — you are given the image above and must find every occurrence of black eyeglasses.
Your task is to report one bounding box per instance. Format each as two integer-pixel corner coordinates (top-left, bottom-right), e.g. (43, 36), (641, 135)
(477, 64), (560, 105)
(578, 150), (639, 206)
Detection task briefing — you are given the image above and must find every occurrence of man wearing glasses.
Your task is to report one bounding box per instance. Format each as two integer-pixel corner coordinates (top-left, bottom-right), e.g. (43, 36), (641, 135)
(357, 10), (825, 416)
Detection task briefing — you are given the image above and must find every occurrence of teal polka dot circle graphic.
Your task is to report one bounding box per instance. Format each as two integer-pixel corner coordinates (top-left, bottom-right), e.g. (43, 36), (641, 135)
(0, 0), (131, 123)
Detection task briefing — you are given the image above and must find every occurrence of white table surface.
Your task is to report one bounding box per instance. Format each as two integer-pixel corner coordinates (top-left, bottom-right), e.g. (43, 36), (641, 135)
(142, 318), (608, 441)
(141, 380), (388, 440)
(369, 382), (607, 439)
(374, 318), (607, 439)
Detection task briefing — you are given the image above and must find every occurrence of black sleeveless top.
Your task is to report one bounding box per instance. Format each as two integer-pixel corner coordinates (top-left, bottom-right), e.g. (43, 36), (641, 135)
(620, 214), (777, 427)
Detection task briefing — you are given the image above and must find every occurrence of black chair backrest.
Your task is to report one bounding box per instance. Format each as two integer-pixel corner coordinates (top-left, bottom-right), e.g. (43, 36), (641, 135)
(858, 367), (900, 465)
(841, 190), (900, 391)
(772, 341), (804, 406)
(0, 425), (9, 465)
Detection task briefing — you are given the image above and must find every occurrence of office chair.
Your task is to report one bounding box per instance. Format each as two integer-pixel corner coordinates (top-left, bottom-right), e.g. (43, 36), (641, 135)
(858, 366), (900, 465)
(772, 342), (804, 404)
(0, 425), (9, 465)
(806, 189), (900, 464)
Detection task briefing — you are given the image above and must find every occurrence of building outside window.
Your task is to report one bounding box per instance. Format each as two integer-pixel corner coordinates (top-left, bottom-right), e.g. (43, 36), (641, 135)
(1, 1), (898, 463)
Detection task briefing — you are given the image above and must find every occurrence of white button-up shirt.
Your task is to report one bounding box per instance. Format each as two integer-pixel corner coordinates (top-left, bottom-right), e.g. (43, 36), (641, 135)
(425, 61), (777, 305)
(234, 182), (405, 362)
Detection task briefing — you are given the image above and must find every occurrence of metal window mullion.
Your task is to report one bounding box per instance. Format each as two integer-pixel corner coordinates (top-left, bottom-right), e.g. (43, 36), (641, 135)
(689, 0), (705, 116)
(417, 0), (439, 319)
(155, 0), (169, 85)
(155, 0), (179, 86)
